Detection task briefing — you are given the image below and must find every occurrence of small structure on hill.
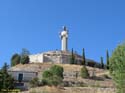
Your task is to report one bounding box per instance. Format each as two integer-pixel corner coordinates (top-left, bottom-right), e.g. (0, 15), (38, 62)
(29, 26), (97, 65)
(29, 26), (71, 64)
(29, 50), (82, 64)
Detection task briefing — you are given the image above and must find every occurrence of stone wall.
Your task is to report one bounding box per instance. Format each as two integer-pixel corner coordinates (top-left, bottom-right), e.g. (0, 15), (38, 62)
(29, 53), (44, 63)
(63, 79), (115, 88)
(64, 87), (116, 93)
(29, 51), (83, 64)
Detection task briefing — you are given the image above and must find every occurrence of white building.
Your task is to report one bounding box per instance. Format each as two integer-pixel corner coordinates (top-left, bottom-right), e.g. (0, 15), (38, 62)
(29, 50), (84, 64)
(29, 26), (97, 65)
(29, 26), (75, 64)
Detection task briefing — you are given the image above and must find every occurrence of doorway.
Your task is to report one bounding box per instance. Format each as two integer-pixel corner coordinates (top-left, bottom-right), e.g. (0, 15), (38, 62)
(18, 73), (23, 82)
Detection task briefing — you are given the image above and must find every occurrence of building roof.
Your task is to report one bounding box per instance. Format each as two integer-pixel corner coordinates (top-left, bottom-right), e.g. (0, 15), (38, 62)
(8, 63), (52, 72)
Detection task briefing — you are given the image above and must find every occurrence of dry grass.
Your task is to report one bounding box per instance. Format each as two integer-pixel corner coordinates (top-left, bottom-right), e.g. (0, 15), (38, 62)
(10, 63), (109, 77)
(21, 86), (116, 93)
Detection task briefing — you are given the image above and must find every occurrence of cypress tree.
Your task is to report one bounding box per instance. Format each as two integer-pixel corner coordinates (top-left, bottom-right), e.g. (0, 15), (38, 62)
(100, 57), (104, 69)
(106, 50), (109, 69)
(82, 48), (86, 65)
(70, 48), (75, 64)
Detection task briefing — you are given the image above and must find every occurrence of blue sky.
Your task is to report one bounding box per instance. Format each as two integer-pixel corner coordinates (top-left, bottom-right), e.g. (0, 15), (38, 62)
(0, 0), (125, 67)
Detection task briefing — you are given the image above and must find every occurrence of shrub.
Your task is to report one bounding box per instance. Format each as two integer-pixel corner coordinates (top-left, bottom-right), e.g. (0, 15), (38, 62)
(50, 65), (64, 79)
(80, 66), (89, 78)
(41, 78), (48, 86)
(42, 70), (53, 78)
(29, 77), (39, 88)
(42, 65), (64, 86)
(45, 75), (62, 86)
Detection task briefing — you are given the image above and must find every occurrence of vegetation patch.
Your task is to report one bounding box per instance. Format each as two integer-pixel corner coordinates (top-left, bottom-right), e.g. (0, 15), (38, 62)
(42, 65), (64, 86)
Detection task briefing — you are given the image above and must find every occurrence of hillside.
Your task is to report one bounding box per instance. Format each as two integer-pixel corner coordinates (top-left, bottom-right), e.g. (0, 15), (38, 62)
(9, 63), (115, 93)
(22, 86), (116, 93)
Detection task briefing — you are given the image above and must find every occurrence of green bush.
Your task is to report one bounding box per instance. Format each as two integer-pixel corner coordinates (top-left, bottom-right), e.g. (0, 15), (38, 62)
(41, 78), (48, 85)
(80, 66), (89, 78)
(50, 65), (64, 79)
(42, 70), (53, 78)
(43, 75), (62, 86)
(42, 65), (64, 86)
(29, 77), (39, 88)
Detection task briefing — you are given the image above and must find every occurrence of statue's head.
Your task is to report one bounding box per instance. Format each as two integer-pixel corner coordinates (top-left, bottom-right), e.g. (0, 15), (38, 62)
(62, 26), (67, 31)
(60, 26), (68, 37)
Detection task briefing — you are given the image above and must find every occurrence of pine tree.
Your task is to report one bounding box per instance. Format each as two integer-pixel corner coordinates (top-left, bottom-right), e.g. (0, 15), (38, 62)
(106, 50), (109, 69)
(1, 63), (14, 90)
(110, 44), (125, 93)
(11, 53), (21, 67)
(20, 48), (30, 64)
(20, 55), (29, 64)
(82, 48), (86, 65)
(100, 57), (104, 69)
(21, 48), (30, 56)
(0, 71), (2, 91)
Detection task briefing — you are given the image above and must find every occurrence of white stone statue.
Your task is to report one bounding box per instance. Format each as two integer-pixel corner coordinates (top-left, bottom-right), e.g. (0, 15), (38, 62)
(60, 26), (68, 51)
